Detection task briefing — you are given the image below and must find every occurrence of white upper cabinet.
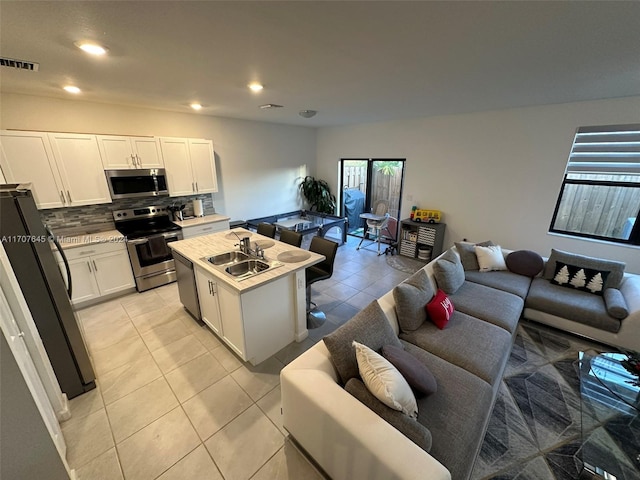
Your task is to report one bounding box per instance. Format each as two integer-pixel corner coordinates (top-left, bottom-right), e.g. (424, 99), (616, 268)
(159, 137), (218, 197)
(97, 135), (163, 169)
(47, 133), (112, 207)
(0, 131), (66, 209)
(188, 139), (218, 194)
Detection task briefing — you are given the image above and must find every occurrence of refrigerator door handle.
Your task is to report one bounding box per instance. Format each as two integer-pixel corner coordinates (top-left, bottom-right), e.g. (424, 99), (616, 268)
(47, 226), (72, 299)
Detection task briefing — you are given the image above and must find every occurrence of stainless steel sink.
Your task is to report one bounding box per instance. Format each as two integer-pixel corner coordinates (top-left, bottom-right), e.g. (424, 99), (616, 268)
(205, 251), (249, 265)
(225, 259), (270, 277)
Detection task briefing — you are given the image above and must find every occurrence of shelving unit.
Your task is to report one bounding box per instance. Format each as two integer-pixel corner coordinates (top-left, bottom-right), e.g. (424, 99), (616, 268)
(399, 219), (446, 262)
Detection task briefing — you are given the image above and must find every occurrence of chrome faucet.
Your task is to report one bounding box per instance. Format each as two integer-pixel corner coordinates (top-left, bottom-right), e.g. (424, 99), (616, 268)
(230, 230), (264, 258)
(230, 230), (250, 254)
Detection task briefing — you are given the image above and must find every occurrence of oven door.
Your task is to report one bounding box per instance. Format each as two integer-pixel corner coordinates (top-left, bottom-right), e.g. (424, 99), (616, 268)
(126, 232), (182, 278)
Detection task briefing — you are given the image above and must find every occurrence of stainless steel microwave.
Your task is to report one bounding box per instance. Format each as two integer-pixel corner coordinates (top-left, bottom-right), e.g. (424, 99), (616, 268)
(105, 169), (169, 199)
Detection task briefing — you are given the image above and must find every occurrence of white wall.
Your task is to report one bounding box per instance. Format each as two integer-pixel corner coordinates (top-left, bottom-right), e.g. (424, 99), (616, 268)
(0, 93), (316, 221)
(317, 96), (640, 273)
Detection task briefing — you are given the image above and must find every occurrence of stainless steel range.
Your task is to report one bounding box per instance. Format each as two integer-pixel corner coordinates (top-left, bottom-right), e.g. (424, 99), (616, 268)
(113, 206), (183, 291)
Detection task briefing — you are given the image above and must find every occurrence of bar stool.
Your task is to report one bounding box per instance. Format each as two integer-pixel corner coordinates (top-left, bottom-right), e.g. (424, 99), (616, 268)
(279, 229), (303, 248)
(257, 222), (276, 238)
(306, 236), (338, 329)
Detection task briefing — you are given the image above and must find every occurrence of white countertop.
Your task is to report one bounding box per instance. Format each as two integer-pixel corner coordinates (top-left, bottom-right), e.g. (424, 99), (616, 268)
(55, 229), (126, 250)
(170, 228), (324, 293)
(173, 214), (230, 228)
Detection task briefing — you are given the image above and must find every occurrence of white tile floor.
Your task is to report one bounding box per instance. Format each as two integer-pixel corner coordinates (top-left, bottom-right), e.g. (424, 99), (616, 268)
(63, 236), (419, 480)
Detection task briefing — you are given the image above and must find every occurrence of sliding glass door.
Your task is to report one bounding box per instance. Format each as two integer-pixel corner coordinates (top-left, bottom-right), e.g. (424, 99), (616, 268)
(340, 158), (405, 238)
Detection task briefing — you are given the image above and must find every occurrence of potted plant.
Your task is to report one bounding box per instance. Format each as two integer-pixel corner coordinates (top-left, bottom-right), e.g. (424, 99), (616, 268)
(299, 175), (336, 214)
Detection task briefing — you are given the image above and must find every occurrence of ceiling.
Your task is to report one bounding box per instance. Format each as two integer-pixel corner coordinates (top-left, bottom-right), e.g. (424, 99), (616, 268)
(1, 1), (639, 127)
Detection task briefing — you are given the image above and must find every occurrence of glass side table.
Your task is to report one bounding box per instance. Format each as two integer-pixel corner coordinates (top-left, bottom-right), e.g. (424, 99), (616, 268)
(579, 351), (640, 479)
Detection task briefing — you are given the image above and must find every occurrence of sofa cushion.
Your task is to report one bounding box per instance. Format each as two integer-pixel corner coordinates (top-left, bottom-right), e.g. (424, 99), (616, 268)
(551, 261), (609, 296)
(475, 245), (508, 272)
(526, 277), (622, 333)
(454, 240), (494, 271)
(604, 288), (629, 320)
(464, 270), (532, 299)
(425, 289), (455, 330)
(400, 310), (512, 386)
(345, 378), (433, 452)
(433, 249), (465, 294)
(402, 343), (495, 480)
(324, 300), (403, 384)
(382, 344), (437, 397)
(393, 268), (434, 332)
(506, 250), (544, 277)
(353, 341), (418, 418)
(449, 281), (523, 334)
(543, 249), (625, 290)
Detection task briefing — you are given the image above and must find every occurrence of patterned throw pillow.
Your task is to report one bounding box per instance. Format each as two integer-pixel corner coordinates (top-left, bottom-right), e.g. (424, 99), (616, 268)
(425, 289), (455, 329)
(551, 261), (610, 296)
(353, 341), (418, 418)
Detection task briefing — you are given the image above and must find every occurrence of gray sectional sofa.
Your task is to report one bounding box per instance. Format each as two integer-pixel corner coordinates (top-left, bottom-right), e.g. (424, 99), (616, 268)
(281, 244), (640, 480)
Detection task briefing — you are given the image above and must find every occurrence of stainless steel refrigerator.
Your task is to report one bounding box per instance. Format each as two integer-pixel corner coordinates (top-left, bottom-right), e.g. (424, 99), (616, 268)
(0, 184), (95, 398)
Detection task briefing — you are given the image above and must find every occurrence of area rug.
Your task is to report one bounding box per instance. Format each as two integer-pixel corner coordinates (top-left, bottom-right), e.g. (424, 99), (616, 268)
(471, 320), (636, 480)
(385, 254), (426, 274)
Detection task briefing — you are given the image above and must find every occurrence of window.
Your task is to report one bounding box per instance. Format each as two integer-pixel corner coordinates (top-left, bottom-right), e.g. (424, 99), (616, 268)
(550, 124), (640, 245)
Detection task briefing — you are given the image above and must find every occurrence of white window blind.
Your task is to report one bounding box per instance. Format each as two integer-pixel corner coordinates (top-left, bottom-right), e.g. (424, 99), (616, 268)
(566, 123), (640, 176)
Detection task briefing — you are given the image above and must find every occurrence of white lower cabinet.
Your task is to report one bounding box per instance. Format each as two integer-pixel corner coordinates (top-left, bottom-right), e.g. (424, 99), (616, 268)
(196, 267), (245, 358)
(57, 243), (134, 305)
(65, 257), (100, 304)
(195, 268), (223, 336)
(194, 266), (295, 365)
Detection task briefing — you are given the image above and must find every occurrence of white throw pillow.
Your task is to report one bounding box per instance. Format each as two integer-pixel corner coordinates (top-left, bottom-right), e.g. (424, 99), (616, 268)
(474, 245), (507, 272)
(352, 341), (418, 418)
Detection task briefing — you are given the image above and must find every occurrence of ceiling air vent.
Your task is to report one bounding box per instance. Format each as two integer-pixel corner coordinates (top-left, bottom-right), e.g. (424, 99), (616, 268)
(0, 57), (40, 72)
(259, 104), (283, 109)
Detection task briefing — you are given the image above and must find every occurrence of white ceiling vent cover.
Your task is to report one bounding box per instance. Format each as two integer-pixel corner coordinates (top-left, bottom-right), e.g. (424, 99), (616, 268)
(0, 57), (40, 71)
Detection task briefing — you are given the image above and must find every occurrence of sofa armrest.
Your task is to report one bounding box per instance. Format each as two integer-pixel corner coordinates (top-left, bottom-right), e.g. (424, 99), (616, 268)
(281, 343), (450, 480)
(604, 288), (629, 319)
(621, 274), (640, 316)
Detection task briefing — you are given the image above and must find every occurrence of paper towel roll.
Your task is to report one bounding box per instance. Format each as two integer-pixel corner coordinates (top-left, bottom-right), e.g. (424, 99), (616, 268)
(193, 199), (204, 217)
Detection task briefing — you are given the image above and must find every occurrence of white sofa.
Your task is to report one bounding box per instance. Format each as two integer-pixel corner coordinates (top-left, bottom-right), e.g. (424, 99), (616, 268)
(281, 246), (640, 480)
(281, 287), (451, 480)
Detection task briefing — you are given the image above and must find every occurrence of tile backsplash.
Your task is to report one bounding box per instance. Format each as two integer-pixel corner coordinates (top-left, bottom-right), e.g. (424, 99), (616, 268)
(40, 194), (215, 235)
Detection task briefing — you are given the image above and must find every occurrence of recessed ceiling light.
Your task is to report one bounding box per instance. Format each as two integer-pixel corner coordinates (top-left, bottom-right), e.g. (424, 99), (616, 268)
(299, 110), (317, 118)
(63, 85), (81, 94)
(190, 103), (203, 110)
(248, 83), (264, 92)
(74, 42), (108, 56)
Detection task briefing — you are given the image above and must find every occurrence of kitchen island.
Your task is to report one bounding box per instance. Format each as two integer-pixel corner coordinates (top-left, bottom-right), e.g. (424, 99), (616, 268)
(170, 228), (325, 365)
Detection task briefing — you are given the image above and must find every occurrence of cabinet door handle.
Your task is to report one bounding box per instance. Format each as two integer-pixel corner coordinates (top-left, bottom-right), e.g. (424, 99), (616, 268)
(136, 154), (141, 167)
(92, 260), (98, 271)
(195, 182), (198, 192)
(87, 261), (92, 272)
(192, 182), (195, 193)
(211, 282), (215, 296)
(208, 280), (212, 295)
(66, 190), (72, 203)
(130, 154), (136, 167)
(60, 190), (66, 204)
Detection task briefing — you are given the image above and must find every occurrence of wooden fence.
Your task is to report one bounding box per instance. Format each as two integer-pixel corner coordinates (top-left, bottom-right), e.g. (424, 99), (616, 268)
(342, 163), (403, 219)
(553, 174), (640, 239)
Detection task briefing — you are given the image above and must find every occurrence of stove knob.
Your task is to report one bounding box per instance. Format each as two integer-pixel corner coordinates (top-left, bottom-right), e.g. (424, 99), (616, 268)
(122, 212), (127, 217)
(116, 213), (121, 217)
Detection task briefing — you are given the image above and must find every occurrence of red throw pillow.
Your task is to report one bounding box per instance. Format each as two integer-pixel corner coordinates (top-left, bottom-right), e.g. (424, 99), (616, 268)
(425, 289), (454, 329)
